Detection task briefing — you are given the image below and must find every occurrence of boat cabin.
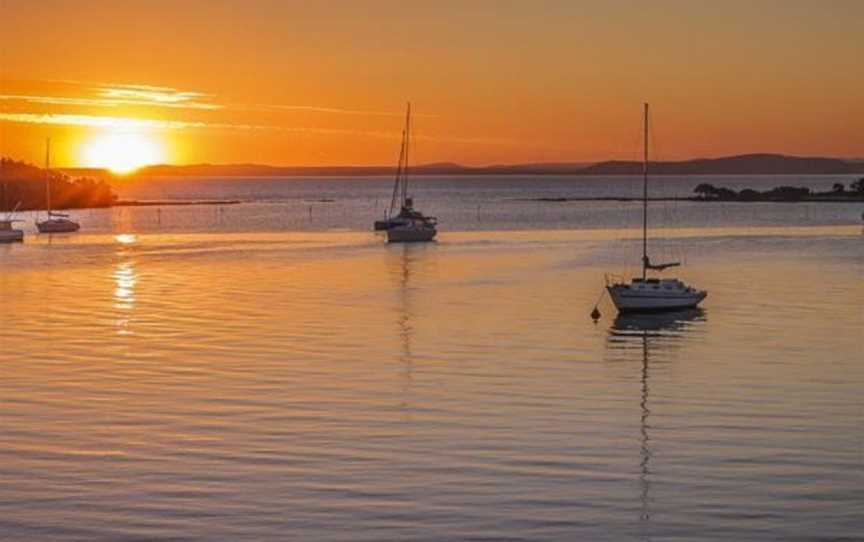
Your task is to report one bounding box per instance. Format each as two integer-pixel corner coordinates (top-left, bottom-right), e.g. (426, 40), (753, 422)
(625, 278), (691, 291)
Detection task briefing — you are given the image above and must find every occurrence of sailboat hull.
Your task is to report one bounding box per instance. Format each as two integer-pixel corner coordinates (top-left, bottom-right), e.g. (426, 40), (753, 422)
(387, 225), (436, 243)
(36, 219), (80, 233)
(607, 285), (706, 312)
(0, 230), (24, 243)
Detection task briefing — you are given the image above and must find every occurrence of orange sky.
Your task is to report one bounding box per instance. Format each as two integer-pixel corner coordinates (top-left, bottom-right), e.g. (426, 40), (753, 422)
(1, 0), (862, 169)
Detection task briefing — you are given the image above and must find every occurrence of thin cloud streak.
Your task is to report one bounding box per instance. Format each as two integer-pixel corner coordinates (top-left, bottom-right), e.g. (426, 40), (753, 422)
(0, 113), (213, 130)
(0, 112), (531, 147)
(97, 86), (220, 109)
(10, 78), (442, 119)
(1, 79), (222, 110)
(249, 104), (436, 118)
(0, 94), (222, 111)
(0, 112), (396, 139)
(2, 92), (424, 118)
(4, 112), (517, 155)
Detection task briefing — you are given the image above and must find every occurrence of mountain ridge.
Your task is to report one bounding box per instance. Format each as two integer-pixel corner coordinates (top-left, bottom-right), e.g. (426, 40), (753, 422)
(45, 153), (864, 179)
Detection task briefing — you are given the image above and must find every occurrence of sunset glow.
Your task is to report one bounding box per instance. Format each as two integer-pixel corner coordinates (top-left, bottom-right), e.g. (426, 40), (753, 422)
(0, 2), (862, 540)
(79, 132), (165, 173)
(1, 1), (861, 167)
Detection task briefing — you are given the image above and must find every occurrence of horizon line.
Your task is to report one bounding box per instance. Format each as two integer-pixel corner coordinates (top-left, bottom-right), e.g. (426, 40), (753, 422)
(24, 151), (861, 172)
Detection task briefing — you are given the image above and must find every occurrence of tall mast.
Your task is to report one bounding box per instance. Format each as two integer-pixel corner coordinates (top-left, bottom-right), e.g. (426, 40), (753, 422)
(641, 103), (649, 280)
(45, 138), (52, 216)
(388, 128), (406, 216)
(402, 102), (411, 206)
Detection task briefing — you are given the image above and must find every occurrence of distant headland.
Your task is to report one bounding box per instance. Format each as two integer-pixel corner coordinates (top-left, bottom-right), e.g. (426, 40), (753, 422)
(524, 179), (864, 203)
(1, 158), (115, 212)
(56, 153), (864, 179)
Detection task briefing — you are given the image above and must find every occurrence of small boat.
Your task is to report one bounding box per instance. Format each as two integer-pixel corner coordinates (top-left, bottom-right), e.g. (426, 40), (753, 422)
(606, 104), (706, 312)
(375, 103), (437, 242)
(0, 200), (24, 243)
(608, 277), (706, 312)
(387, 216), (437, 243)
(36, 214), (81, 233)
(0, 208), (24, 243)
(0, 221), (24, 243)
(35, 139), (80, 234)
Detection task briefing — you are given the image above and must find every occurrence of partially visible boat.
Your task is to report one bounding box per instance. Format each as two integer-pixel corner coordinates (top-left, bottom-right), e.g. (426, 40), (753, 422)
(376, 103), (437, 242)
(35, 139), (80, 234)
(0, 204), (24, 243)
(606, 104), (706, 312)
(1, 195), (24, 243)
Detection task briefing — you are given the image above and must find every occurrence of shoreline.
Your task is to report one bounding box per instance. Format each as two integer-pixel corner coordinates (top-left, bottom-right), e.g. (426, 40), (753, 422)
(112, 199), (243, 207)
(519, 196), (864, 203)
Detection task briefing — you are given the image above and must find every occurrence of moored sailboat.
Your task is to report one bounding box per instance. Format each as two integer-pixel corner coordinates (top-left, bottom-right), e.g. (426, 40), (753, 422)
(0, 220), (24, 243)
(1, 181), (24, 243)
(0, 202), (24, 243)
(373, 103), (437, 242)
(36, 139), (80, 234)
(606, 104), (706, 312)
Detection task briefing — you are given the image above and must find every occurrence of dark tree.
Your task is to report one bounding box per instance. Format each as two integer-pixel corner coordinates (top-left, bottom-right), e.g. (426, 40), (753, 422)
(693, 183), (717, 199)
(738, 188), (760, 200)
(832, 182), (845, 193)
(714, 187), (739, 200)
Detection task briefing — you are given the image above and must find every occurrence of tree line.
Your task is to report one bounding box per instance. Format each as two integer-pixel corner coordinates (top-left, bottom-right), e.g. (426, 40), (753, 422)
(1, 158), (116, 212)
(693, 178), (864, 201)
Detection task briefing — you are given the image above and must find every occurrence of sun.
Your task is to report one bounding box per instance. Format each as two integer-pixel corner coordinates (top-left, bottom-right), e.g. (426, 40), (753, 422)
(80, 132), (165, 174)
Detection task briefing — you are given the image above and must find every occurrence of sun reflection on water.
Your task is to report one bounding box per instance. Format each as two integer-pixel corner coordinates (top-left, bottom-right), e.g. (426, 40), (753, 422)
(113, 261), (136, 308)
(112, 258), (137, 335)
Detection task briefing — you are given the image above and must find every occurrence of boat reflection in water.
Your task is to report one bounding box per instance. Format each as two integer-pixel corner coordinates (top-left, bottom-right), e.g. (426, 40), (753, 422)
(387, 243), (431, 418)
(609, 308), (705, 338)
(605, 308), (706, 538)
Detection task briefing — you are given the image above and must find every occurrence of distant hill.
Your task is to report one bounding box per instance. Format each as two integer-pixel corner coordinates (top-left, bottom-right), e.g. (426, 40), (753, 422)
(119, 161), (598, 178)
(55, 153), (864, 179)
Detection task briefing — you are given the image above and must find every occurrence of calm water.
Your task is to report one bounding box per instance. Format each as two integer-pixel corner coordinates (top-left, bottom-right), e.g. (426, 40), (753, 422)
(1, 176), (862, 540)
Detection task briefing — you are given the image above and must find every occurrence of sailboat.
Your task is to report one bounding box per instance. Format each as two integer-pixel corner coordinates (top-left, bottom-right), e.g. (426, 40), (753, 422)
(0, 202), (24, 243)
(373, 103), (437, 243)
(606, 104), (706, 312)
(36, 139), (80, 234)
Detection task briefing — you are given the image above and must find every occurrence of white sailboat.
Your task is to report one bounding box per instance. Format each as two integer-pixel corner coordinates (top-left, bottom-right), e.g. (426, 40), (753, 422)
(0, 202), (24, 243)
(606, 104), (706, 312)
(36, 139), (80, 234)
(373, 103), (437, 243)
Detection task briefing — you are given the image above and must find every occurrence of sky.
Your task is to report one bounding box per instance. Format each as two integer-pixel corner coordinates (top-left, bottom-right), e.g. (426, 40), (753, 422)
(1, 0), (862, 170)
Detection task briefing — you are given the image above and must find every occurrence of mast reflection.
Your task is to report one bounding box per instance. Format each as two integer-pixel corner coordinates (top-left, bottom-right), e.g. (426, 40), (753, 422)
(606, 308), (706, 539)
(389, 244), (425, 418)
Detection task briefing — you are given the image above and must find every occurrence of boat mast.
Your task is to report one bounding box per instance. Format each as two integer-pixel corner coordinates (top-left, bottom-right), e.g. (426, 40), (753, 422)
(387, 103), (412, 217)
(641, 103), (649, 280)
(402, 102), (411, 207)
(45, 138), (52, 218)
(388, 127), (406, 216)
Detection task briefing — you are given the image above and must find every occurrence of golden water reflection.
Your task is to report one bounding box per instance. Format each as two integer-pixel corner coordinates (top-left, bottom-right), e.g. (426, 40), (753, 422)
(112, 259), (137, 334)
